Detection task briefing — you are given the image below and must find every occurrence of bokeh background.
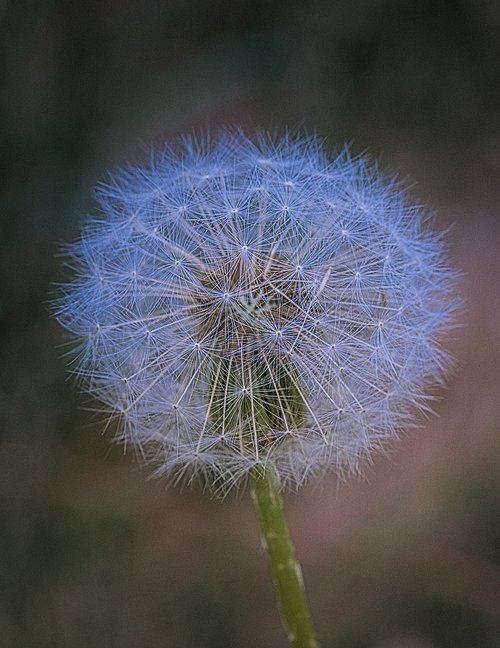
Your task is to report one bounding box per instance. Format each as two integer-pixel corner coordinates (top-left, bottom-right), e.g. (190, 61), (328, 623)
(1, 1), (500, 646)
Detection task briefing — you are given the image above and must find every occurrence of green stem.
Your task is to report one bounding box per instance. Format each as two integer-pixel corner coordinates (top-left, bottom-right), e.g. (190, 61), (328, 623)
(251, 466), (319, 648)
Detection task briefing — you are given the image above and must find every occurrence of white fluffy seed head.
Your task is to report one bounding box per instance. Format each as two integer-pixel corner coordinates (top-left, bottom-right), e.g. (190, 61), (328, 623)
(53, 130), (458, 494)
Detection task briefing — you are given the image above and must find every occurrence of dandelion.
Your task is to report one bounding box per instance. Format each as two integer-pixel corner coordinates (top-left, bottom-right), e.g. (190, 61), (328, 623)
(53, 130), (457, 647)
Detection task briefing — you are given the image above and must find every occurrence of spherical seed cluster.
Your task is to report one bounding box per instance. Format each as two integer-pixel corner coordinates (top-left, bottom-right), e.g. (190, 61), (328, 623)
(54, 131), (457, 492)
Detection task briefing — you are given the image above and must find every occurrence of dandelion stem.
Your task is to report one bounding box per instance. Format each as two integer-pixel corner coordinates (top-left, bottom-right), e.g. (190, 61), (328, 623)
(251, 465), (319, 648)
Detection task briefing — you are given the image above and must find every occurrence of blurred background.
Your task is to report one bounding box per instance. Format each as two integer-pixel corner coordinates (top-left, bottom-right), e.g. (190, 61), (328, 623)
(1, 1), (500, 646)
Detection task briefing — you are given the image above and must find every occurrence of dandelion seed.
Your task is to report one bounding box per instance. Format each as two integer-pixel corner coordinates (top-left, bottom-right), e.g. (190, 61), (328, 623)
(53, 130), (457, 493)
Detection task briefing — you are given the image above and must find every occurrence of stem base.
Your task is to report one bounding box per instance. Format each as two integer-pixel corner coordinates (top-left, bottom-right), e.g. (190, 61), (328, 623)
(251, 466), (319, 648)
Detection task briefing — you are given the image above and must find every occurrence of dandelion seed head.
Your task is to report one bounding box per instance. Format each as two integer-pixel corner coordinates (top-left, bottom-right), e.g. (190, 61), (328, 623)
(53, 130), (458, 493)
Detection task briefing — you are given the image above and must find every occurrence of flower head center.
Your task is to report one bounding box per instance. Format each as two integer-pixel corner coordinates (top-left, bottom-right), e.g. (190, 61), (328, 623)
(189, 254), (314, 447)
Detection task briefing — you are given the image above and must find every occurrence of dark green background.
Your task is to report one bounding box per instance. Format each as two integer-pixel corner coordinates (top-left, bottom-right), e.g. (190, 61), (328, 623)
(1, 1), (500, 646)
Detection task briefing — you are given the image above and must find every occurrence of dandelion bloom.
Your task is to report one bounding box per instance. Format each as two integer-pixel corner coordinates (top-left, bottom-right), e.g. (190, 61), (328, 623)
(54, 131), (456, 492)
